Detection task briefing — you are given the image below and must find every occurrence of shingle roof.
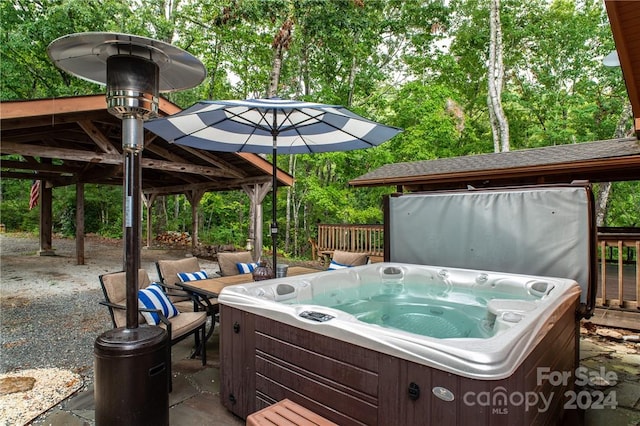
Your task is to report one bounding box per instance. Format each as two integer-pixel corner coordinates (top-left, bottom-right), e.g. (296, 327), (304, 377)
(350, 138), (640, 189)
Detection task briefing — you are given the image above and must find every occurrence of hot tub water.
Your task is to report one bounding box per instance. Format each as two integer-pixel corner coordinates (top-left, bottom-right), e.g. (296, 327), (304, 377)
(287, 266), (553, 339)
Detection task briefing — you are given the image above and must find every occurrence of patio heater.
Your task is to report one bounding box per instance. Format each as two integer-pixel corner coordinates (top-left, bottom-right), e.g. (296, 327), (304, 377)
(48, 33), (205, 425)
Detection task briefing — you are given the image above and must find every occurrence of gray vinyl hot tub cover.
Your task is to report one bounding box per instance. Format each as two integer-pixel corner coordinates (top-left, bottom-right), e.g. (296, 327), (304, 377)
(385, 184), (595, 313)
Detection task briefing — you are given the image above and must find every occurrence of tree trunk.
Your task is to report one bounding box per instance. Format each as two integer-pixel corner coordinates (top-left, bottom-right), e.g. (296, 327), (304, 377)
(347, 55), (358, 107)
(595, 182), (611, 227)
(267, 18), (293, 97)
(285, 154), (296, 252)
(595, 103), (633, 226)
(487, 0), (510, 152)
(267, 49), (283, 98)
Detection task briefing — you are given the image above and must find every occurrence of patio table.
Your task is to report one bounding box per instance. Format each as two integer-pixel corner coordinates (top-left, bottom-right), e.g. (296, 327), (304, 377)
(175, 266), (322, 341)
(175, 266), (322, 299)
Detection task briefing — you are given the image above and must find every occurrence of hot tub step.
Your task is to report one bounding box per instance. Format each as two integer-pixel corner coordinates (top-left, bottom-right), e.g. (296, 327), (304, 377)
(246, 399), (338, 426)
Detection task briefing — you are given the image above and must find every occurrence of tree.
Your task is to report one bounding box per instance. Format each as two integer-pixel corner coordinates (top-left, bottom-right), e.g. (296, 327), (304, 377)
(2, 0), (638, 251)
(487, 0), (510, 152)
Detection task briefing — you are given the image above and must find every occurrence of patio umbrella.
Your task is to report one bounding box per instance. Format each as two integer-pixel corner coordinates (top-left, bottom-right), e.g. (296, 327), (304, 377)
(144, 97), (402, 270)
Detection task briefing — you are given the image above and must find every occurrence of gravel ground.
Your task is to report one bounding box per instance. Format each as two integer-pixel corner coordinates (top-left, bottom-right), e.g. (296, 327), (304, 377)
(1, 289), (109, 377)
(0, 233), (219, 382)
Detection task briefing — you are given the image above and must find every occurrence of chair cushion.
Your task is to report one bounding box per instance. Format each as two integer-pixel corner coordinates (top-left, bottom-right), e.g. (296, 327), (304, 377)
(158, 311), (207, 340)
(328, 260), (351, 270)
(157, 257), (202, 285)
(178, 270), (209, 282)
(331, 250), (368, 267)
(217, 251), (254, 276)
(100, 269), (152, 328)
(138, 283), (179, 325)
(236, 262), (258, 274)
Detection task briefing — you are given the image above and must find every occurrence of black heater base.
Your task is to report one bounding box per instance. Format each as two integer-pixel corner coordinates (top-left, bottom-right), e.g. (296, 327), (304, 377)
(94, 325), (169, 426)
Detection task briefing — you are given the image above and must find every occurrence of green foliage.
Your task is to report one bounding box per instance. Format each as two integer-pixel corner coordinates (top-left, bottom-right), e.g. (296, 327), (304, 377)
(605, 182), (640, 227)
(199, 191), (250, 246)
(1, 0), (637, 258)
(0, 179), (39, 231)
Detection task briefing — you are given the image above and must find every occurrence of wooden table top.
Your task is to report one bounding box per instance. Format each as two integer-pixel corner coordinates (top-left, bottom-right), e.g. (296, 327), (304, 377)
(176, 266), (321, 297)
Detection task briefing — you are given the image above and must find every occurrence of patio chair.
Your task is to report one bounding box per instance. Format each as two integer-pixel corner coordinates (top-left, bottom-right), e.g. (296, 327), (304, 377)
(98, 269), (208, 367)
(155, 257), (220, 338)
(327, 250), (368, 270)
(216, 251), (255, 276)
(155, 257), (217, 312)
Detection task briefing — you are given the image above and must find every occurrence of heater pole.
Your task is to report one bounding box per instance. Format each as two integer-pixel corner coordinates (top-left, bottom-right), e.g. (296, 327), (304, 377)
(123, 116), (143, 329)
(47, 33), (205, 426)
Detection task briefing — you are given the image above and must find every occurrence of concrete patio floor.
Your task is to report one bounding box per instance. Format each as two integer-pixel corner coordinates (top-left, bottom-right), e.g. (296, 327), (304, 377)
(34, 327), (243, 426)
(34, 323), (640, 426)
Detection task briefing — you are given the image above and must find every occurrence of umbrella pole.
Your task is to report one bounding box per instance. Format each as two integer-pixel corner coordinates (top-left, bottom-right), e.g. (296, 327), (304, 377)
(271, 145), (278, 272)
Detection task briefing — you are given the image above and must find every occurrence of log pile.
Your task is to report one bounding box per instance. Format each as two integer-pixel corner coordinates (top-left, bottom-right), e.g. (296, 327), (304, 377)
(154, 231), (191, 247)
(154, 232), (244, 261)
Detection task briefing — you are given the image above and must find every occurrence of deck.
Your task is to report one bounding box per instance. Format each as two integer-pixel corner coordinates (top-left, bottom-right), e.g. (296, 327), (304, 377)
(316, 224), (639, 329)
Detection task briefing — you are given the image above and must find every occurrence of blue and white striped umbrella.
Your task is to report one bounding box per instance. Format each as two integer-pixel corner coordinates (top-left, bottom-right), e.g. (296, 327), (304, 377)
(144, 97), (402, 268)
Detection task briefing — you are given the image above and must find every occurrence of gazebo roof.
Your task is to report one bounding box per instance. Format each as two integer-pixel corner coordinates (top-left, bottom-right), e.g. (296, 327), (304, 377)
(0, 94), (293, 196)
(350, 138), (640, 191)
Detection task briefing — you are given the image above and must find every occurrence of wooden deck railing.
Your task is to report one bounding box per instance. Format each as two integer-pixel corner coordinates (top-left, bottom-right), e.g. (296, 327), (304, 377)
(596, 227), (639, 310)
(315, 224), (639, 312)
(316, 224), (384, 257)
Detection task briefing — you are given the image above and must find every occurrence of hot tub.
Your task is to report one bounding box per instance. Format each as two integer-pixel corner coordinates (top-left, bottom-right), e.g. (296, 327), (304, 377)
(219, 185), (595, 425)
(219, 263), (580, 425)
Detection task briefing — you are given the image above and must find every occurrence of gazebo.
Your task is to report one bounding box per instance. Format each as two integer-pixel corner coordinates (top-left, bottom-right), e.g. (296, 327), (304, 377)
(0, 94), (293, 262)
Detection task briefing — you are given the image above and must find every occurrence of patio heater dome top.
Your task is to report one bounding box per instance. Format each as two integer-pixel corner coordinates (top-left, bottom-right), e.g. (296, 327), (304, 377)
(47, 32), (206, 92)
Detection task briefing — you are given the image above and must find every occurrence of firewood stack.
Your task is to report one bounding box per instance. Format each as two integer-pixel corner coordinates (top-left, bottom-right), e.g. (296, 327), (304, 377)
(154, 232), (244, 261)
(154, 231), (191, 247)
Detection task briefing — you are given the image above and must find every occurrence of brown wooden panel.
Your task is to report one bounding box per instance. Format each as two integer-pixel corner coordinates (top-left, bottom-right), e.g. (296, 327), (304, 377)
(458, 377), (492, 425)
(523, 304), (577, 426)
(255, 333), (379, 398)
(397, 358), (434, 425)
(255, 392), (276, 413)
(256, 364), (377, 425)
(375, 355), (402, 425)
(256, 351), (378, 406)
(429, 370), (459, 425)
(221, 304), (579, 425)
(219, 305), (257, 419)
(256, 319), (380, 371)
(219, 305), (234, 412)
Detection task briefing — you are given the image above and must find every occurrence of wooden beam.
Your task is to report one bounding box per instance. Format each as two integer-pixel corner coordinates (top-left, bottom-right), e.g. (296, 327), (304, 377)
(76, 183), (85, 265)
(237, 152), (294, 186)
(0, 160), (78, 174)
(0, 94), (182, 123)
(144, 143), (244, 179)
(0, 95), (107, 120)
(2, 142), (238, 177)
(605, 1), (640, 123)
(142, 175), (272, 195)
(77, 120), (119, 154)
(179, 145), (246, 178)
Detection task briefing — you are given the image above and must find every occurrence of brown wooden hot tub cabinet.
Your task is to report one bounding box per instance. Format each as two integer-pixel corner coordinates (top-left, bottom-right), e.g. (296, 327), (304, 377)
(220, 298), (578, 426)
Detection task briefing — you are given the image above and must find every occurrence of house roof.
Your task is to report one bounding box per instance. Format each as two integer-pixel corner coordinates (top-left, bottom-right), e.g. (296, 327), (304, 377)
(605, 0), (640, 133)
(349, 138), (640, 190)
(0, 94), (293, 196)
